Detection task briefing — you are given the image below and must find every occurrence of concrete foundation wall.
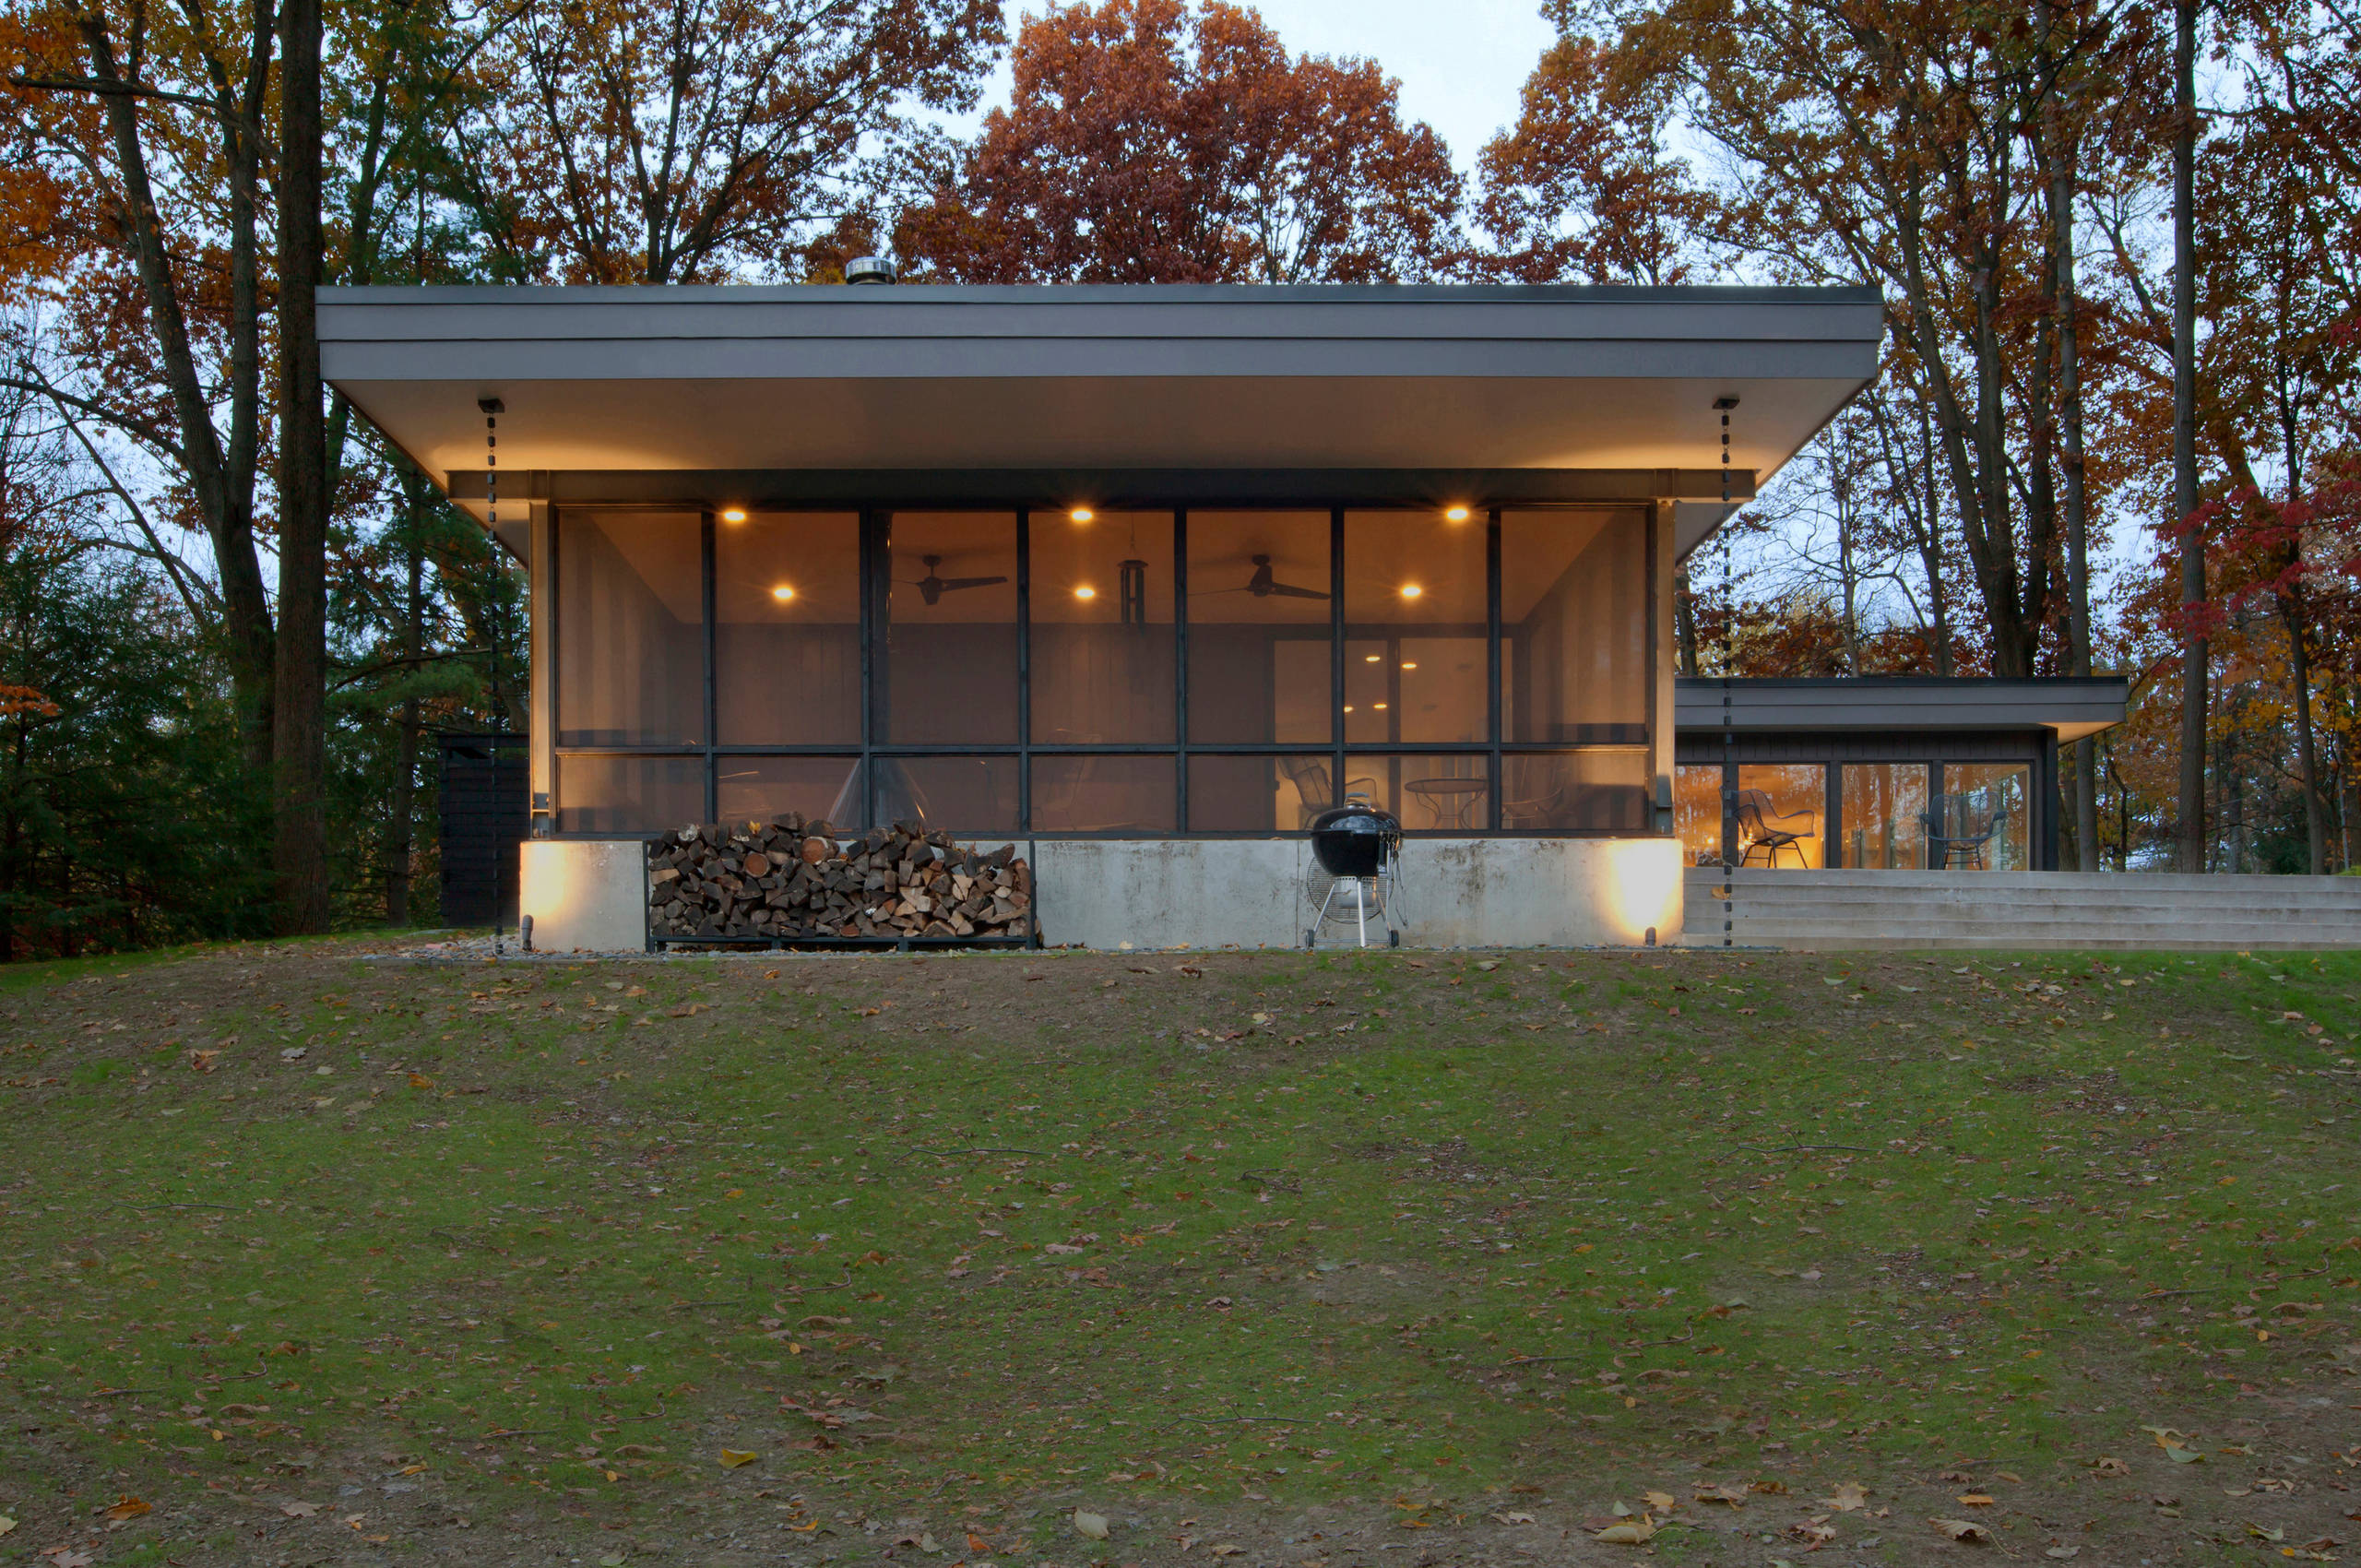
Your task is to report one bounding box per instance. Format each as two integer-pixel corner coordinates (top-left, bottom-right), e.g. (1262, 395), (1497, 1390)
(1682, 866), (2361, 951)
(1032, 837), (1683, 950)
(521, 839), (648, 953)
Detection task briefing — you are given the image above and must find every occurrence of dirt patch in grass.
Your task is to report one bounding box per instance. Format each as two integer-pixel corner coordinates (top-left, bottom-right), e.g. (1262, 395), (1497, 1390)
(3, 940), (2359, 1564)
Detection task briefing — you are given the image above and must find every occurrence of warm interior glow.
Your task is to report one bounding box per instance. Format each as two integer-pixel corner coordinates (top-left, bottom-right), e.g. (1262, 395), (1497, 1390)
(1069, 507), (1095, 523)
(1443, 505), (1471, 522)
(721, 508), (748, 522)
(1073, 585), (1097, 600)
(770, 584), (795, 601)
(1399, 583), (1424, 600)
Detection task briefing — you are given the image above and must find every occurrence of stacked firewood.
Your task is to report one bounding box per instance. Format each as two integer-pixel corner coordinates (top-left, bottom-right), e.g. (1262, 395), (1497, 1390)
(647, 814), (1033, 943)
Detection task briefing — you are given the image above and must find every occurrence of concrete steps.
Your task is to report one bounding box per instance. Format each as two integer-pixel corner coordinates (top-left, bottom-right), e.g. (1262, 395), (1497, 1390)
(1679, 869), (2361, 951)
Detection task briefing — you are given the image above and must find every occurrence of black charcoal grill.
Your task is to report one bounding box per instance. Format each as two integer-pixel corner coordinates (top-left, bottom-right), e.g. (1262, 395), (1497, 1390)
(1305, 802), (1405, 948)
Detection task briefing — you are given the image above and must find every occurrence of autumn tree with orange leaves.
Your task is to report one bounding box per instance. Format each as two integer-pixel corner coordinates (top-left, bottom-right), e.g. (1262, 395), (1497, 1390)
(897, 0), (1458, 284)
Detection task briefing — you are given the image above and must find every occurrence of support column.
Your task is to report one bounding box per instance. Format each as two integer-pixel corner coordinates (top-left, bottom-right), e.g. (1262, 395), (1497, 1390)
(528, 502), (554, 837)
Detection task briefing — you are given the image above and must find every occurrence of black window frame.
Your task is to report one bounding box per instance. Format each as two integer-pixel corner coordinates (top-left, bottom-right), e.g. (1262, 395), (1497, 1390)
(548, 499), (1660, 839)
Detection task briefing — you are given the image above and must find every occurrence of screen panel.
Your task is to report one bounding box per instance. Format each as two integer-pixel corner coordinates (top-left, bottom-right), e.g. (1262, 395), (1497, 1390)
(1186, 511), (1332, 745)
(715, 512), (860, 744)
(883, 513), (1019, 745)
(1030, 511), (1175, 743)
(1501, 509), (1649, 745)
(556, 510), (704, 746)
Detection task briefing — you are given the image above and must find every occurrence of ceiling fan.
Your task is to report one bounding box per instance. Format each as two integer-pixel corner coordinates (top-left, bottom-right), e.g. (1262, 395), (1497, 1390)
(1194, 553), (1329, 601)
(902, 554), (1009, 606)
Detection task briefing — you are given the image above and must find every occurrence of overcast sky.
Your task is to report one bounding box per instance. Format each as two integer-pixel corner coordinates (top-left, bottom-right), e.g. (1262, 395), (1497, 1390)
(991, 0), (1560, 169)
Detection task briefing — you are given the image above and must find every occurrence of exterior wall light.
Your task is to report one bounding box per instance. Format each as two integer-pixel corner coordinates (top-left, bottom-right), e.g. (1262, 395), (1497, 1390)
(1070, 507), (1095, 523)
(1074, 585), (1097, 600)
(1443, 505), (1471, 522)
(721, 508), (748, 522)
(771, 585), (796, 601)
(1400, 584), (1424, 600)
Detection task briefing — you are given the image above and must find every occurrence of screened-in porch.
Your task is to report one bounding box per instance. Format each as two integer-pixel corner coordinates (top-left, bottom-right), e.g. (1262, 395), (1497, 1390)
(549, 502), (1656, 839)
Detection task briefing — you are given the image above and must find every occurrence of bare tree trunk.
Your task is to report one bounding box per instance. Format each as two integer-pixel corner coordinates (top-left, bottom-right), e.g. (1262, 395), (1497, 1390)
(1675, 576), (1700, 677)
(2172, 0), (2208, 873)
(386, 524), (425, 925)
(273, 0), (331, 933)
(2039, 57), (2100, 871)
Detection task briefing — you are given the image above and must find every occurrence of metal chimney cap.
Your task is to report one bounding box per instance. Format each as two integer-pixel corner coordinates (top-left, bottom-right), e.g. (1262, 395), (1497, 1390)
(845, 255), (896, 286)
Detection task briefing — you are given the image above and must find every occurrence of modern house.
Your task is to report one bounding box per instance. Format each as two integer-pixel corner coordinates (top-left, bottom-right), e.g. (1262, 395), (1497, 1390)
(323, 279), (2096, 952)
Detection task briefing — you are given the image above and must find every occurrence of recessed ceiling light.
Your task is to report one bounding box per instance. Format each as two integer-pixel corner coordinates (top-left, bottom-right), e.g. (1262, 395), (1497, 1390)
(771, 584), (795, 601)
(1400, 584), (1423, 600)
(721, 508), (748, 522)
(1443, 505), (1471, 522)
(1364, 653), (1381, 662)
(1373, 702), (1389, 709)
(1074, 585), (1097, 600)
(1342, 705), (1355, 713)
(1401, 661), (1418, 670)
(1070, 507), (1095, 523)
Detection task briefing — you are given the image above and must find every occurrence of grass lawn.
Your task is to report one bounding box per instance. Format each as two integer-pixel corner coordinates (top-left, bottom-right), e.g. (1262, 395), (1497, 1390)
(3, 938), (2359, 1566)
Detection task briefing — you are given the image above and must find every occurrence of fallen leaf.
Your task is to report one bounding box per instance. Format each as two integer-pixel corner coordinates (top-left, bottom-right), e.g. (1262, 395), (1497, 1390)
(1489, 1511), (1535, 1525)
(2091, 1457), (2130, 1477)
(1594, 1516), (1657, 1544)
(1929, 1517), (1990, 1542)
(1821, 1482), (1869, 1512)
(1074, 1510), (1109, 1539)
(1695, 1482), (1749, 1506)
(1210, 1547), (1244, 1559)
(2164, 1446), (2204, 1464)
(1643, 1490), (1676, 1513)
(718, 1449), (758, 1468)
(408, 1073), (433, 1088)
(279, 1500), (322, 1517)
(599, 1554), (628, 1567)
(104, 1495), (151, 1523)
(2045, 1548), (2081, 1560)
(1957, 1493), (1996, 1506)
(0, 1516), (12, 1537)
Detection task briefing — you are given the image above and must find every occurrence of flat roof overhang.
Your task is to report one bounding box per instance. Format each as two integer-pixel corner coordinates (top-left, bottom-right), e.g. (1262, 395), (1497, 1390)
(320, 282), (1884, 557)
(1674, 676), (2130, 743)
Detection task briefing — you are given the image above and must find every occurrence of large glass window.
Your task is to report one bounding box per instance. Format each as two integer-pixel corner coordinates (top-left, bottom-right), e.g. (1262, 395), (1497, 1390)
(1842, 763), (1927, 869)
(1031, 511), (1174, 743)
(557, 511), (704, 745)
(1676, 763), (1725, 864)
(1187, 512), (1332, 745)
(1735, 764), (1826, 868)
(1938, 763), (2031, 871)
(1503, 509), (1648, 743)
(716, 512), (860, 744)
(883, 512), (1018, 745)
(1344, 509), (1487, 744)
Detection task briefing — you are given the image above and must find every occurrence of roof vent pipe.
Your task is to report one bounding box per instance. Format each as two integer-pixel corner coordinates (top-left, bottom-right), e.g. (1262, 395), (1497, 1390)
(845, 255), (896, 286)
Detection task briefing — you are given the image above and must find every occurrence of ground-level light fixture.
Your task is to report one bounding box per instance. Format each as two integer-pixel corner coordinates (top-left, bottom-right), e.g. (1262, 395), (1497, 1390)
(1400, 583), (1424, 600)
(1074, 585), (1097, 600)
(1069, 507), (1095, 523)
(721, 508), (748, 522)
(771, 584), (796, 601)
(1443, 505), (1471, 522)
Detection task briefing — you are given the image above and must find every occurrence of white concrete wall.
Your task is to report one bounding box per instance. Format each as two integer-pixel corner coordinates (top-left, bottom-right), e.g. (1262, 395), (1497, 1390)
(521, 839), (648, 953)
(1032, 837), (1684, 950)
